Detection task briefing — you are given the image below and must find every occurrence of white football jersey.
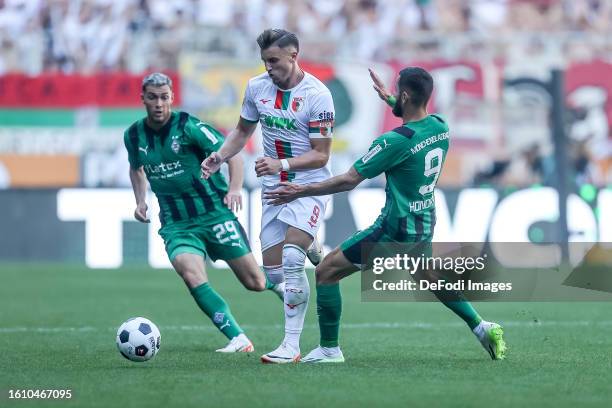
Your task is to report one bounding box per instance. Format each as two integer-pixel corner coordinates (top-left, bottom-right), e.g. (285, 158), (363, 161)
(240, 71), (335, 187)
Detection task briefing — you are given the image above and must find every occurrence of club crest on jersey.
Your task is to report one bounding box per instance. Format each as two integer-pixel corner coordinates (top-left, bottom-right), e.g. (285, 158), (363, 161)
(291, 97), (304, 112)
(320, 121), (333, 137)
(171, 134), (181, 154)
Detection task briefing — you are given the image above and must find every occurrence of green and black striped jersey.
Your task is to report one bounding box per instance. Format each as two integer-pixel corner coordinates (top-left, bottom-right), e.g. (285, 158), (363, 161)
(353, 114), (450, 241)
(124, 111), (234, 227)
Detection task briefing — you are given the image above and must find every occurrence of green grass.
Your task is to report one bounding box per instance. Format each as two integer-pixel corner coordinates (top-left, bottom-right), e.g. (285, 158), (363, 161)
(1, 263), (611, 407)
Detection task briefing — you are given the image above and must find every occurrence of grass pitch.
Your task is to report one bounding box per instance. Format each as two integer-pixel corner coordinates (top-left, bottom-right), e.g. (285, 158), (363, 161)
(1, 263), (611, 407)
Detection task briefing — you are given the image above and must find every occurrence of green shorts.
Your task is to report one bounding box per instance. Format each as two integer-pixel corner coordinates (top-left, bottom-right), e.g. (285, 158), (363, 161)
(340, 223), (432, 265)
(159, 217), (251, 262)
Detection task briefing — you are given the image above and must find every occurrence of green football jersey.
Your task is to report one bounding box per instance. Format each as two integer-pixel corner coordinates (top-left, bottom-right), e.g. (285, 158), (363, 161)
(353, 114), (450, 241)
(124, 111), (234, 227)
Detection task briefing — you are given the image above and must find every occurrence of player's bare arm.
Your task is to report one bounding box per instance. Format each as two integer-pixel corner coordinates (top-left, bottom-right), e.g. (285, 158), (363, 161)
(225, 154), (244, 212)
(129, 166), (150, 223)
(254, 138), (331, 177)
(201, 118), (257, 178)
(264, 167), (364, 205)
(369, 68), (395, 107)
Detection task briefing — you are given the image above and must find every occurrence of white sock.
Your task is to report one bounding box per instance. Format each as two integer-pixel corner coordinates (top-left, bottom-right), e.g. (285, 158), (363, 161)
(282, 244), (309, 351)
(264, 264), (284, 284)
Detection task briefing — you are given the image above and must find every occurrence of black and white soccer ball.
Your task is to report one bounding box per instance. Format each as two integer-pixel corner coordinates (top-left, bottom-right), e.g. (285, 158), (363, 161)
(116, 317), (161, 362)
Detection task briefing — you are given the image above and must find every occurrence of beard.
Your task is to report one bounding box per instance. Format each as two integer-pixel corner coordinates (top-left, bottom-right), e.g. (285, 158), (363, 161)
(392, 100), (403, 117)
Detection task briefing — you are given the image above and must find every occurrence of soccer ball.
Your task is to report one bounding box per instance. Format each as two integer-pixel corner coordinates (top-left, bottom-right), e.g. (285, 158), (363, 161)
(116, 317), (161, 362)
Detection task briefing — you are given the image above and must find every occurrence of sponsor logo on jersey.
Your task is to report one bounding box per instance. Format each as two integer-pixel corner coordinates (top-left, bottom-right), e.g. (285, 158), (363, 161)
(138, 146), (149, 156)
(318, 110), (334, 120)
(291, 96), (304, 112)
(260, 98), (271, 104)
(362, 144), (382, 163)
(144, 161), (182, 175)
(260, 114), (298, 131)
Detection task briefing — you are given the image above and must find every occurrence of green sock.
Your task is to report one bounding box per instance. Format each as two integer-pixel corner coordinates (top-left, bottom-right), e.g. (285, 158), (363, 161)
(423, 280), (482, 330)
(443, 300), (482, 330)
(190, 283), (243, 339)
(317, 283), (342, 347)
(265, 275), (275, 290)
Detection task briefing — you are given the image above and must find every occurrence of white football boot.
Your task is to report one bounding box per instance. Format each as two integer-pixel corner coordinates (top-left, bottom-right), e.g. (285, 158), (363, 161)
(260, 342), (301, 364)
(306, 237), (324, 266)
(215, 333), (254, 353)
(301, 346), (345, 363)
(473, 321), (507, 360)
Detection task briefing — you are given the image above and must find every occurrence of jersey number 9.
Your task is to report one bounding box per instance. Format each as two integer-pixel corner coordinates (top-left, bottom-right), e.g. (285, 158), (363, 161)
(419, 147), (443, 195)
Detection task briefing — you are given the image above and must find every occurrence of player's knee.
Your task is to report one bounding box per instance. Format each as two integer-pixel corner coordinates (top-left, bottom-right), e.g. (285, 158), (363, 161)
(282, 244), (306, 269)
(177, 267), (204, 287)
(247, 273), (267, 292)
(232, 260), (267, 292)
(315, 263), (334, 285)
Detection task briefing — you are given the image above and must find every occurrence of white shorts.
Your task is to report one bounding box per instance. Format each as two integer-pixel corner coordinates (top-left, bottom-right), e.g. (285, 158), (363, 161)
(260, 186), (330, 253)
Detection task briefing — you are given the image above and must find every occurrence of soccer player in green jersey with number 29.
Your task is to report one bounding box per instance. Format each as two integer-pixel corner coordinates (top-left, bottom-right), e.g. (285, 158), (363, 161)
(265, 67), (507, 363)
(124, 73), (282, 354)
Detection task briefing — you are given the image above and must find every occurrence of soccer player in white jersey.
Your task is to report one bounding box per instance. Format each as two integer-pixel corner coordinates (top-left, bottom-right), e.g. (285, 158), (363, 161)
(201, 29), (335, 363)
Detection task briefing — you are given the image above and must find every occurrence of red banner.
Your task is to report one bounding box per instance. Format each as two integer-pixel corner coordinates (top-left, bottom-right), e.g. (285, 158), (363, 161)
(566, 60), (612, 129)
(0, 72), (181, 108)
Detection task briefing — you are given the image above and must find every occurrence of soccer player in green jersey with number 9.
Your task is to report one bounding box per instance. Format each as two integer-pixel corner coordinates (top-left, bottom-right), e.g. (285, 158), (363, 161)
(124, 73), (283, 354)
(265, 67), (507, 363)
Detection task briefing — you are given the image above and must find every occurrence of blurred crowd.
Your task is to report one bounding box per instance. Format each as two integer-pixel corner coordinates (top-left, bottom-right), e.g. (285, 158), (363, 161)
(1, 0), (611, 189)
(1, 0), (611, 74)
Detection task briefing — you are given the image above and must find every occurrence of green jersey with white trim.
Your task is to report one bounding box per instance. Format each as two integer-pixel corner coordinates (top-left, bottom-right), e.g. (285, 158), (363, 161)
(124, 111), (234, 227)
(353, 114), (450, 241)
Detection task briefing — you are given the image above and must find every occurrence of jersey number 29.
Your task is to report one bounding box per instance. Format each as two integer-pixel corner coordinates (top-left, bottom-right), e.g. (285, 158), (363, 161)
(213, 221), (241, 244)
